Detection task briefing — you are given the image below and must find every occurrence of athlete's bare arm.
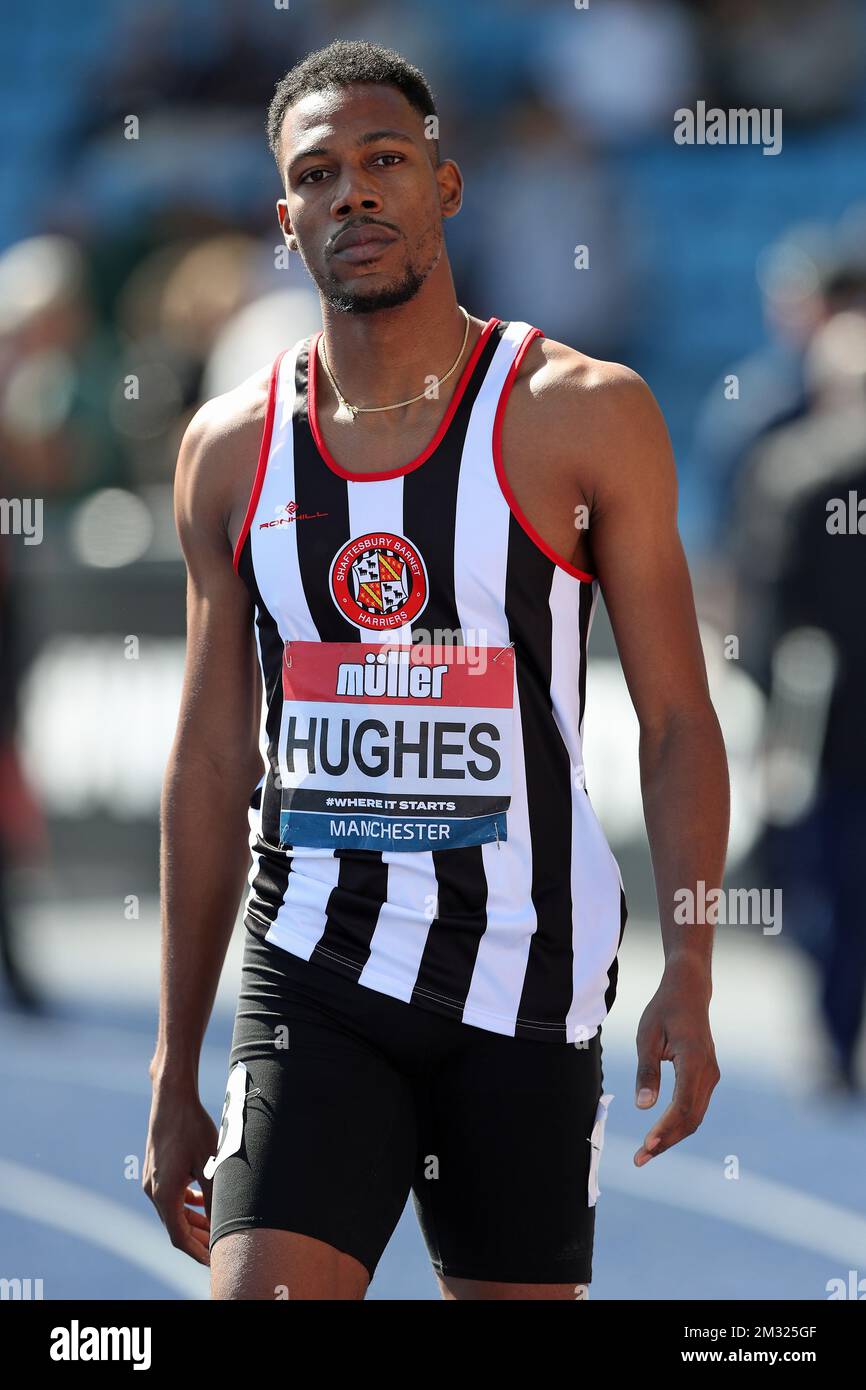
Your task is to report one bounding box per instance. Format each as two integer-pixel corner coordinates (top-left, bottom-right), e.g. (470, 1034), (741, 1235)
(143, 372), (269, 1263)
(506, 339), (728, 1166)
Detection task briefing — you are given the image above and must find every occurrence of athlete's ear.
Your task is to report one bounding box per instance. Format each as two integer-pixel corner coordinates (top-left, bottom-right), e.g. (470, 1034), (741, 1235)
(277, 200), (297, 251)
(436, 159), (463, 221)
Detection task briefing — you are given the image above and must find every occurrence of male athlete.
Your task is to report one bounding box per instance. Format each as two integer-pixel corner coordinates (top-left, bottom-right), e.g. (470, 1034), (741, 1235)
(144, 40), (728, 1301)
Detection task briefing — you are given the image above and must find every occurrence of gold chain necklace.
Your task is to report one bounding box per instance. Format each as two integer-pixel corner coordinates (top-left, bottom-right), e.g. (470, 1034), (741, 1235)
(318, 306), (471, 422)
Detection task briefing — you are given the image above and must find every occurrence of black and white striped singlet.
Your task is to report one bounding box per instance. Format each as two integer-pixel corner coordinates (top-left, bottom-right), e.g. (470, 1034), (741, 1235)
(232, 316), (627, 1043)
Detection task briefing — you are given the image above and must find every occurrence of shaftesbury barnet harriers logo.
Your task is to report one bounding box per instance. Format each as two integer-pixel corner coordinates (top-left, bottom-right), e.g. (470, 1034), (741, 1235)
(329, 531), (429, 632)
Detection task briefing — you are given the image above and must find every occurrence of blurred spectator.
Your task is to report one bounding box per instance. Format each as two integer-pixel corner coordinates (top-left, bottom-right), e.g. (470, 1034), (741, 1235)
(0, 540), (45, 1009)
(0, 235), (125, 506)
(71, 1), (288, 140)
(203, 289), (321, 400)
(694, 221), (866, 578)
(110, 233), (265, 483)
(62, 3), (289, 237)
(465, 87), (638, 358)
(531, 0), (701, 146)
(694, 0), (865, 123)
(733, 310), (866, 1093)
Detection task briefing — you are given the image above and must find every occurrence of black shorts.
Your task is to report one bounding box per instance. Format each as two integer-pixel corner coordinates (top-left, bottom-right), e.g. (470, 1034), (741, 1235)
(208, 927), (609, 1286)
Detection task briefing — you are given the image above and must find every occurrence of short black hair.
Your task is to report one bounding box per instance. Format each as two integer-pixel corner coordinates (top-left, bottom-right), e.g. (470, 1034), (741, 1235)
(267, 39), (440, 171)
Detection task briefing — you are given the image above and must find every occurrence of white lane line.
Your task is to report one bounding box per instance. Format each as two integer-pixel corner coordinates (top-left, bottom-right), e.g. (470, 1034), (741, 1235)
(601, 1137), (866, 1267)
(0, 1158), (209, 1300)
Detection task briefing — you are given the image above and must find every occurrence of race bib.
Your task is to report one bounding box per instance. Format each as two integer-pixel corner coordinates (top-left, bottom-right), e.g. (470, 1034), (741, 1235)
(203, 1061), (249, 1180)
(277, 641), (514, 852)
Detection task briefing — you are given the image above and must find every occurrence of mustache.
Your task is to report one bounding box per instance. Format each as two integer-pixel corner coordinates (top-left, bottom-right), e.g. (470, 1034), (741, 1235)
(329, 218), (401, 251)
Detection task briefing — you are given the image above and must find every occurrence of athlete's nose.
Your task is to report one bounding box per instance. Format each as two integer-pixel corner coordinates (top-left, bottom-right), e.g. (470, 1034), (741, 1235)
(330, 173), (383, 220)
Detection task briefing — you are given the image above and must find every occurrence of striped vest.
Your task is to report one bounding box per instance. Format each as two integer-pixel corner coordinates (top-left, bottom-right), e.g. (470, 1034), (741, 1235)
(233, 316), (626, 1042)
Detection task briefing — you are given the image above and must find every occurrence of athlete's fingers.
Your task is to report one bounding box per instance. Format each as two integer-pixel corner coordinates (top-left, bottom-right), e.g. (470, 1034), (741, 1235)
(633, 1133), (662, 1167)
(635, 1062), (699, 1163)
(192, 1164), (214, 1221)
(634, 1091), (694, 1166)
(669, 1040), (705, 1113)
(634, 1047), (717, 1165)
(184, 1206), (210, 1232)
(159, 1185), (212, 1265)
(172, 1220), (210, 1265)
(165, 1222), (209, 1263)
(634, 1026), (662, 1109)
(184, 1185), (206, 1208)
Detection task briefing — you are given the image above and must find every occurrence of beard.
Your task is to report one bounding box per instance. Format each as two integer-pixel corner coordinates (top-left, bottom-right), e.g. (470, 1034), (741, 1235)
(321, 261), (427, 314)
(311, 225), (442, 315)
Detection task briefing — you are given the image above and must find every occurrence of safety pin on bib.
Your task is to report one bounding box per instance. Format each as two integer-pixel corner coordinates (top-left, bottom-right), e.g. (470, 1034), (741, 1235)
(492, 639), (515, 664)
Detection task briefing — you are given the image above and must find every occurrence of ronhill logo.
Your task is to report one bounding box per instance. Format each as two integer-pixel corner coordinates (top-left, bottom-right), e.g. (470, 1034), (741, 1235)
(337, 648), (448, 699)
(260, 500), (328, 528)
(49, 1321), (151, 1370)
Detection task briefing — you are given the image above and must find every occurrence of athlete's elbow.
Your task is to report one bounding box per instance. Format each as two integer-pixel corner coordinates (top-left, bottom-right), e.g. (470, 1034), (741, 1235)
(162, 736), (262, 803)
(637, 703), (726, 770)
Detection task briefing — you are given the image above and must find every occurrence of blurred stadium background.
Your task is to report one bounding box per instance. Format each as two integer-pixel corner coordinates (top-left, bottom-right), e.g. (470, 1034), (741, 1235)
(1, 0), (865, 1300)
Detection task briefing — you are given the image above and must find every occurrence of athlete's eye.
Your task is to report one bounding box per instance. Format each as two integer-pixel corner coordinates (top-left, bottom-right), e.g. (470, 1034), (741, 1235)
(298, 168), (330, 185)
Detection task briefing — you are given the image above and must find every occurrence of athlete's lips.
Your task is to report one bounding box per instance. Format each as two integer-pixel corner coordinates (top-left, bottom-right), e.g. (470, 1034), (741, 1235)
(331, 224), (399, 263)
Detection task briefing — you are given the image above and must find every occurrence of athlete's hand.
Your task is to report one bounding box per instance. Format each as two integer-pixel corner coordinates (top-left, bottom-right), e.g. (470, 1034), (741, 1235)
(632, 957), (720, 1166)
(143, 1077), (218, 1265)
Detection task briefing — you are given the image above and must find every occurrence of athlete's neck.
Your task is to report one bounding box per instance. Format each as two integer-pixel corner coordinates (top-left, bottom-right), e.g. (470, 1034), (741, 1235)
(317, 282), (484, 416)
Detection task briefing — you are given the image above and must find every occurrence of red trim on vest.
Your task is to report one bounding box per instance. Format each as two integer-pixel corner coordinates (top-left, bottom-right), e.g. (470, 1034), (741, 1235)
(493, 328), (596, 584)
(232, 350), (286, 573)
(307, 316), (501, 482)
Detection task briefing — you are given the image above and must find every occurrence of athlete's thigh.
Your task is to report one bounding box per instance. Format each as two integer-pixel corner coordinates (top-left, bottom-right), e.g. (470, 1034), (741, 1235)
(208, 936), (419, 1297)
(211, 1227), (369, 1300)
(412, 1028), (604, 1291)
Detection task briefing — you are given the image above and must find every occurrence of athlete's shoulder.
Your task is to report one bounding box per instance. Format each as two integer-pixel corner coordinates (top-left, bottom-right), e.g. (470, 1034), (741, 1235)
(515, 333), (660, 426)
(511, 332), (674, 488)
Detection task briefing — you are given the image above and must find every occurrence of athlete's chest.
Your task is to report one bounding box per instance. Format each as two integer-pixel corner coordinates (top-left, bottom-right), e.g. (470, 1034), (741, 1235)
(229, 380), (593, 577)
(235, 326), (596, 857)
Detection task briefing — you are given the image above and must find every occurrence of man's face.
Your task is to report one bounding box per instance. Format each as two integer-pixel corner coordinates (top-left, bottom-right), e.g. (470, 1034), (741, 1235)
(276, 83), (461, 314)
